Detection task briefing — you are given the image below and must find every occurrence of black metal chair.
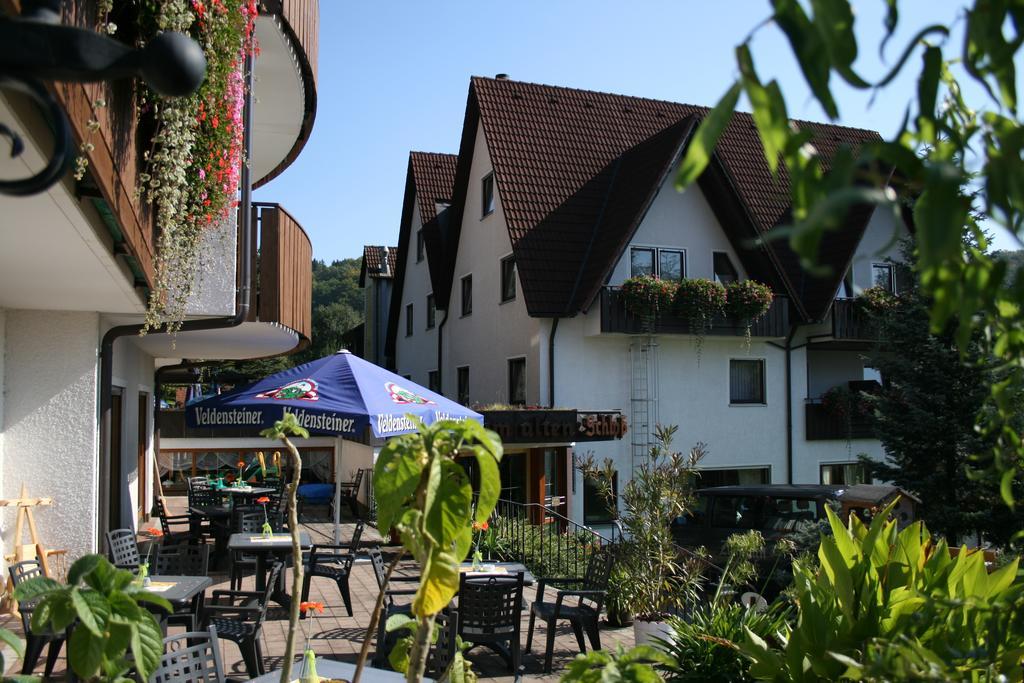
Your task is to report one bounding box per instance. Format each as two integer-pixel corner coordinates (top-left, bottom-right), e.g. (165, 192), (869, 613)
(300, 519), (365, 617)
(106, 527), (141, 570)
(526, 547), (614, 673)
(428, 609), (460, 678)
(457, 571), (525, 673)
(333, 469), (364, 519)
(229, 509), (265, 590)
(155, 495), (193, 544)
(8, 560), (67, 677)
(155, 542), (211, 631)
(200, 561), (282, 678)
(152, 626), (225, 683)
(368, 546), (420, 665)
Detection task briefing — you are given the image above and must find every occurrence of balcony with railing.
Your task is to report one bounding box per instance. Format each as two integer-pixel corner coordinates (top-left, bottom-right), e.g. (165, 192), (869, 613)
(600, 286), (790, 338)
(831, 298), (880, 341)
(805, 400), (876, 441)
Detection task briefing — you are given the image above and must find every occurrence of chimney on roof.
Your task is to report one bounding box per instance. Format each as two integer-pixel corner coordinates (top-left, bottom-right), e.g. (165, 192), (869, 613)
(380, 246), (391, 277)
(495, 73), (509, 80)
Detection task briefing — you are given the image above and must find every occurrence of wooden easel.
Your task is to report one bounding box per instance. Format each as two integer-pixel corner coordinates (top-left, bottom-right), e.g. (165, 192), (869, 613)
(0, 485), (67, 611)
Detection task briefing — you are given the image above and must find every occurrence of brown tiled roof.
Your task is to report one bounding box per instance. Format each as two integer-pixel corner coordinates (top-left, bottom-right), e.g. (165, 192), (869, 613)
(410, 152), (458, 226)
(446, 77), (881, 321)
(360, 245), (397, 283)
(385, 152), (458, 365)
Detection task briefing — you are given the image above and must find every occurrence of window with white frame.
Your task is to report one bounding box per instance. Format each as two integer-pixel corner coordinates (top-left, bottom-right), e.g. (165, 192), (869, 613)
(461, 275), (472, 316)
(500, 255), (516, 302)
(730, 359), (765, 404)
(630, 247), (685, 280)
(872, 263), (895, 294)
(457, 366), (470, 406)
(713, 252), (739, 285)
(482, 173), (495, 217)
(508, 358), (526, 405)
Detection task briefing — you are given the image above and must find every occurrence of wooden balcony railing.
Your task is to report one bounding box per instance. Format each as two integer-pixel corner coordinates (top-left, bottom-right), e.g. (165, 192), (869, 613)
(805, 402), (876, 441)
(249, 203), (312, 340)
(600, 286), (790, 337)
(831, 298), (880, 341)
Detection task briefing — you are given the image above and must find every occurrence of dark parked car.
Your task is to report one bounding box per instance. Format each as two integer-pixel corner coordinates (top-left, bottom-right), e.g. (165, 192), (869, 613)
(672, 484), (919, 560)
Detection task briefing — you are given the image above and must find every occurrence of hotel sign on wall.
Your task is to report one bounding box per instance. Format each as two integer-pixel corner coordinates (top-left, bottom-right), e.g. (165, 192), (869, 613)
(481, 409), (627, 444)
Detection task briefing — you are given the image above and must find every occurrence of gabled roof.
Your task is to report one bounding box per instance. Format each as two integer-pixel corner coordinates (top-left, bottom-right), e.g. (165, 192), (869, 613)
(443, 76), (882, 321)
(384, 152), (458, 366)
(358, 245), (397, 287)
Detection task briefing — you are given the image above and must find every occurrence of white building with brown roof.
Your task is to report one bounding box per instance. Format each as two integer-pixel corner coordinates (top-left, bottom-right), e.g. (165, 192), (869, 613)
(387, 76), (905, 526)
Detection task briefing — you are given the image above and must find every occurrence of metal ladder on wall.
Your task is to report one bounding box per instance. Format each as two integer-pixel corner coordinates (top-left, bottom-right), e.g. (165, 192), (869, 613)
(630, 337), (659, 475)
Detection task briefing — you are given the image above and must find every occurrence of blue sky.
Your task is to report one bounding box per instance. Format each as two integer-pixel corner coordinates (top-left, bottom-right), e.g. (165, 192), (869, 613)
(254, 2), (1014, 262)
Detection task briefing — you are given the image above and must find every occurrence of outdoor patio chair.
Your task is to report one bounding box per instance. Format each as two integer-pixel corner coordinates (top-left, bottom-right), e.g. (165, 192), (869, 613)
(526, 547), (614, 673)
(331, 468), (364, 519)
(155, 495), (193, 544)
(200, 561), (283, 678)
(428, 609), (460, 678)
(152, 626), (225, 683)
(229, 510), (265, 590)
(9, 560), (67, 677)
(155, 542), (211, 631)
(106, 527), (141, 570)
(300, 519), (365, 617)
(188, 476), (213, 492)
(457, 571), (525, 673)
(368, 546), (421, 665)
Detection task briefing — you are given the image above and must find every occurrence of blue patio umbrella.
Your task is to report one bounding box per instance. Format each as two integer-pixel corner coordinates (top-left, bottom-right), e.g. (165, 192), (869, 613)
(186, 349), (481, 540)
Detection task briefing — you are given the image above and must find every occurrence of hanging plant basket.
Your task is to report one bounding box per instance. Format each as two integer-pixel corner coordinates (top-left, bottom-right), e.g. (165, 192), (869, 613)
(725, 280), (773, 349)
(621, 276), (677, 332)
(674, 278), (726, 361)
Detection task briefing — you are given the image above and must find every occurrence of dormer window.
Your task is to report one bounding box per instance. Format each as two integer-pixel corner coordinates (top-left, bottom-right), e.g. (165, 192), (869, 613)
(416, 230), (425, 262)
(630, 247), (685, 280)
(482, 173), (495, 217)
(713, 252), (739, 285)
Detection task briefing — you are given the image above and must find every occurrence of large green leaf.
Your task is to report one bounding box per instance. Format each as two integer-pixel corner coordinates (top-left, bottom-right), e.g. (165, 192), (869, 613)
(422, 447), (445, 545)
(772, 0), (839, 118)
(0, 628), (23, 659)
(424, 460), (471, 554)
(130, 612), (165, 680)
(67, 554), (102, 586)
(69, 588), (108, 636)
(809, 0), (870, 88)
(675, 81), (741, 189)
(12, 576), (62, 602)
(374, 434), (426, 532)
(737, 44), (790, 175)
(68, 625), (104, 678)
(414, 549), (460, 617)
(471, 444), (501, 524)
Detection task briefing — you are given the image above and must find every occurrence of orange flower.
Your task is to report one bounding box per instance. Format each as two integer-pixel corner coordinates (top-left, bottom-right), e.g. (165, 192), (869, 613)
(256, 496), (270, 504)
(472, 521), (490, 532)
(237, 460), (245, 468)
(299, 601), (324, 614)
(143, 528), (163, 538)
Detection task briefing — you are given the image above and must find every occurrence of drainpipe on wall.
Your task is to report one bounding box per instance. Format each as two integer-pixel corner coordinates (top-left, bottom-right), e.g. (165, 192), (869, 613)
(548, 317), (560, 407)
(97, 53), (256, 545)
(783, 326), (798, 484)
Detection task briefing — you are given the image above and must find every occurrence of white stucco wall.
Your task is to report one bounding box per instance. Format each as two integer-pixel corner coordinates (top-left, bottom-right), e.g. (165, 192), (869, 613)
(848, 206), (906, 294)
(395, 196), (440, 387)
(806, 348), (871, 398)
(182, 213), (237, 317)
(2, 310), (101, 562)
(443, 121), (542, 406)
(607, 166), (749, 285)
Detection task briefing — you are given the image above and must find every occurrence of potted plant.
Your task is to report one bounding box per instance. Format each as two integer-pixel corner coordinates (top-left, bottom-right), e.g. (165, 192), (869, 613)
(579, 425), (706, 647)
(604, 557), (636, 627)
(621, 275), (678, 331)
(674, 279), (726, 361)
(725, 280), (773, 349)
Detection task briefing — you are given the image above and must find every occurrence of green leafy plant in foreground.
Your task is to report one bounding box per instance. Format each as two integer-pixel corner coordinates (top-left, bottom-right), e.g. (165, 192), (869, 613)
(560, 644), (673, 683)
(14, 554), (171, 681)
(740, 500), (1024, 681)
(372, 418), (503, 682)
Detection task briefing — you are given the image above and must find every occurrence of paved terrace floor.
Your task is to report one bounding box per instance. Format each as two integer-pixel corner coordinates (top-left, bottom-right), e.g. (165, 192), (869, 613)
(2, 505), (634, 681)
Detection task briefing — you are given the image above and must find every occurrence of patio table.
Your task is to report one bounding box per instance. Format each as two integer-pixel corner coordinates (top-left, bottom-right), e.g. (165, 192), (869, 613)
(458, 561), (534, 586)
(218, 486), (276, 503)
(246, 656), (431, 682)
(143, 574), (212, 633)
(228, 531), (311, 608)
